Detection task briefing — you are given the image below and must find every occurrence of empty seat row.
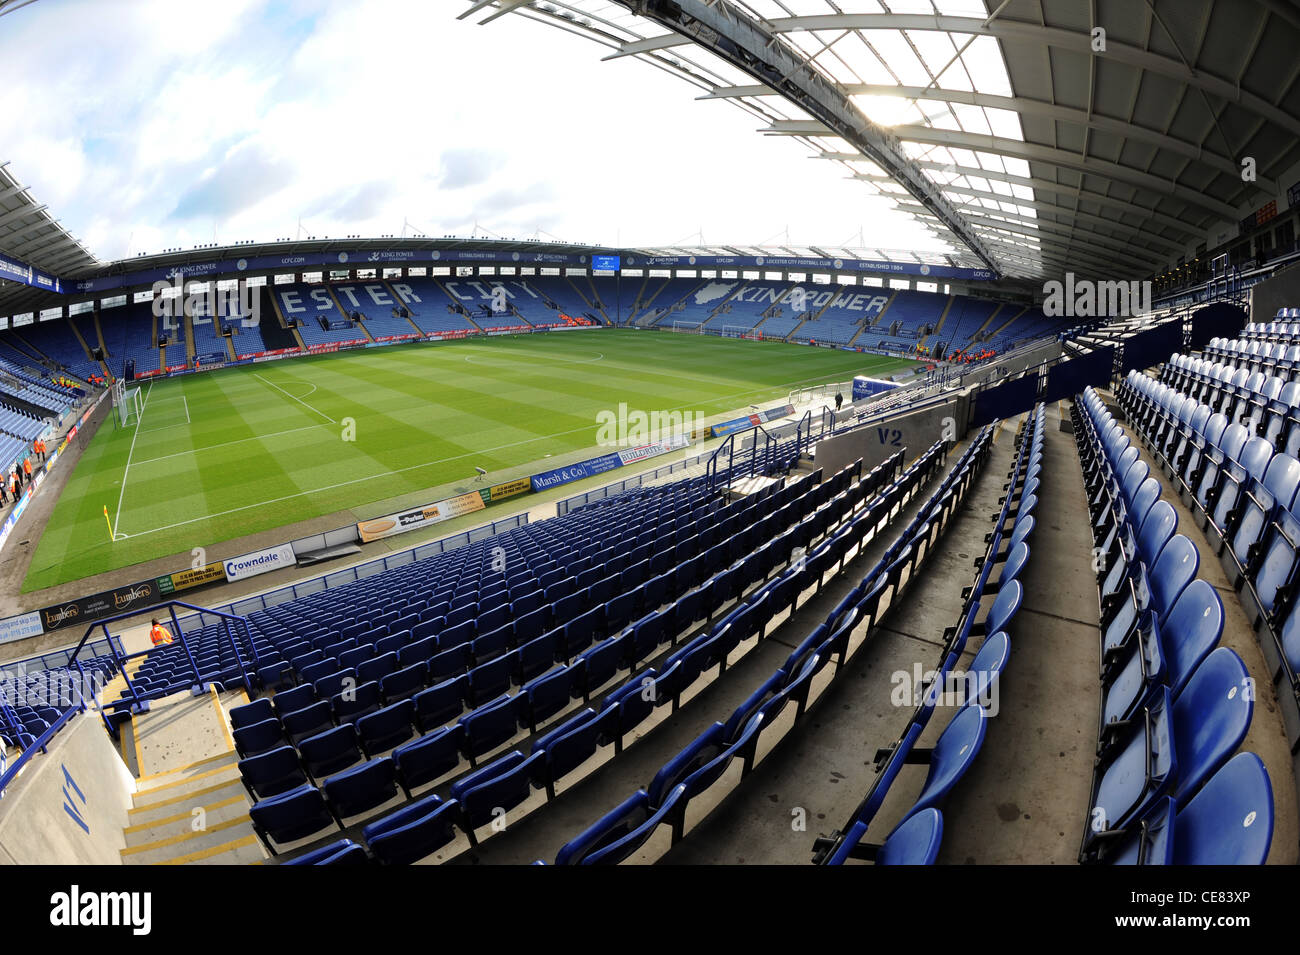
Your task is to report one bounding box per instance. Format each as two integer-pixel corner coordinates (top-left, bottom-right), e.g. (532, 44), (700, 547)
(1071, 387), (1272, 865)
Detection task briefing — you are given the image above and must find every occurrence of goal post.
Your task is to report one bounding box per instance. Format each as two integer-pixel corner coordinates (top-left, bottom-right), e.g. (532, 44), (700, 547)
(670, 321), (703, 334)
(117, 385), (144, 428)
(722, 324), (759, 340)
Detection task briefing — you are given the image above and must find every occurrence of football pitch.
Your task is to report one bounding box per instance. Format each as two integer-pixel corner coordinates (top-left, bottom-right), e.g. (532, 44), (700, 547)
(23, 330), (917, 592)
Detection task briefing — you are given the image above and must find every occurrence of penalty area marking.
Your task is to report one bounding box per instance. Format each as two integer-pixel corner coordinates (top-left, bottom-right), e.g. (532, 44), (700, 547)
(254, 373), (335, 424)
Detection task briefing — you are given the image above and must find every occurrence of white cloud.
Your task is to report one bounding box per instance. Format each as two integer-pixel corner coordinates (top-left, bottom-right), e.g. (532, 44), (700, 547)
(0, 0), (950, 262)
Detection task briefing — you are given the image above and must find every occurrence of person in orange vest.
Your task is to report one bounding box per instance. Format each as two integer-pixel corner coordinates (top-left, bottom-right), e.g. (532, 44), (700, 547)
(149, 618), (174, 646)
(35, 438), (45, 462)
(22, 457), (32, 485)
(10, 471), (19, 500)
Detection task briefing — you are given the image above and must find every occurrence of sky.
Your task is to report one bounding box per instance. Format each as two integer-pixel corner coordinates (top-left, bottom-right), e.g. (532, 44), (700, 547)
(0, 0), (953, 263)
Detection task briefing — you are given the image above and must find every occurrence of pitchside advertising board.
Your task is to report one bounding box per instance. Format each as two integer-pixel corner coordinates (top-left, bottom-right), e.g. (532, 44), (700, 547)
(39, 579), (161, 634)
(157, 562), (227, 595)
(224, 543), (296, 582)
(530, 437), (690, 492)
(357, 490), (487, 543)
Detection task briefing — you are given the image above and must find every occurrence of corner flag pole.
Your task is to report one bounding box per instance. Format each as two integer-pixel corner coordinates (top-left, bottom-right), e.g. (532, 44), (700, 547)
(103, 505), (114, 542)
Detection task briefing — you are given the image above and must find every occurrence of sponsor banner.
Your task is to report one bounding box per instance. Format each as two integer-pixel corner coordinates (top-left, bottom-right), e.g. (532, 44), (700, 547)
(616, 435), (690, 466)
(621, 253), (995, 281)
(357, 490), (487, 543)
(373, 334), (420, 344)
(530, 453), (623, 492)
(225, 543), (296, 582)
(478, 477), (532, 505)
(427, 329), (474, 341)
(0, 250), (63, 292)
(39, 578), (161, 633)
(711, 414), (763, 438)
(760, 403), (797, 422)
(591, 254), (621, 271)
(0, 611), (44, 644)
(157, 561), (227, 595)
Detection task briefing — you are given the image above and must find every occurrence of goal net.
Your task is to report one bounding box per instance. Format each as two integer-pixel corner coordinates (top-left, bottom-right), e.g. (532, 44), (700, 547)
(117, 386), (145, 428)
(670, 321), (703, 334)
(723, 325), (760, 340)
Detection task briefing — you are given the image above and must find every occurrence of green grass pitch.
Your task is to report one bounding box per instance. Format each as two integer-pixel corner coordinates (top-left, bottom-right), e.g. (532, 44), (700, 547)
(23, 329), (917, 592)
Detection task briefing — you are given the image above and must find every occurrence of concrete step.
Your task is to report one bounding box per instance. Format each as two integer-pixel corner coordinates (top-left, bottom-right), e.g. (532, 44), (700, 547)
(133, 687), (236, 776)
(131, 764), (244, 814)
(123, 792), (251, 847)
(127, 777), (248, 827)
(133, 751), (238, 792)
(121, 814), (258, 865)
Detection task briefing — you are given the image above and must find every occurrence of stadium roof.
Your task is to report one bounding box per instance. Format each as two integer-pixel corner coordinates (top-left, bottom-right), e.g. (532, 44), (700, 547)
(0, 163), (99, 315)
(458, 0), (1300, 282)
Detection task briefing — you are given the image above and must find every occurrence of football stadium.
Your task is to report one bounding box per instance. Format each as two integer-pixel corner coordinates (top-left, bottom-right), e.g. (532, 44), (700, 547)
(0, 0), (1297, 913)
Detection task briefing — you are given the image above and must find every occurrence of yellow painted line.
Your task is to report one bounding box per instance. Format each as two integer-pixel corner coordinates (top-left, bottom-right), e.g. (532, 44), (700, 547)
(129, 778), (244, 815)
(121, 815), (251, 857)
(210, 685), (236, 752)
(136, 762), (239, 797)
(135, 750), (235, 783)
(123, 795), (248, 834)
(131, 712), (143, 777)
(156, 833), (260, 865)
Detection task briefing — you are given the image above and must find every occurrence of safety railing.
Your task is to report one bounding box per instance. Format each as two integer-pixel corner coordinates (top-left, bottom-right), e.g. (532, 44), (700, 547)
(67, 600), (259, 712)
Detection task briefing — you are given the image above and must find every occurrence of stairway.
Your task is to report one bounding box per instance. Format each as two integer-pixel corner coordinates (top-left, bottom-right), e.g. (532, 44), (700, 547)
(265, 287), (306, 350)
(384, 280), (426, 336)
(182, 311), (196, 364)
(116, 687), (268, 865)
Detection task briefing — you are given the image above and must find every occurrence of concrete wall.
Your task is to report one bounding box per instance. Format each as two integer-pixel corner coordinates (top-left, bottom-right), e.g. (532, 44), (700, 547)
(1250, 259), (1300, 323)
(814, 395), (966, 475)
(0, 713), (134, 864)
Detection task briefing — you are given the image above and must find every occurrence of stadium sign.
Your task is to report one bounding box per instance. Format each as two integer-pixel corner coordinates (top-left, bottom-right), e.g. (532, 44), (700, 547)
(530, 453), (624, 491)
(478, 478), (531, 504)
(356, 490), (486, 543)
(224, 543), (296, 582)
(0, 611), (43, 644)
(0, 250), (63, 292)
(157, 562), (227, 595)
(38, 578), (161, 633)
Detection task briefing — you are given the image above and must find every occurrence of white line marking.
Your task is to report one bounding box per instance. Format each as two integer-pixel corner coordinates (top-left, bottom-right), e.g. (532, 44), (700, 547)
(254, 372), (335, 423)
(117, 365), (896, 541)
(134, 425), (322, 466)
(113, 378), (152, 539)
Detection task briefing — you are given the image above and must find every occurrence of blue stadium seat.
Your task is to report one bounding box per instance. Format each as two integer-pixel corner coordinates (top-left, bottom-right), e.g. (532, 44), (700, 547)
(357, 699), (416, 755)
(229, 697), (274, 730)
(907, 704), (989, 814)
(298, 724), (364, 779)
(238, 745), (307, 800)
(553, 785), (687, 865)
(323, 756), (399, 820)
(282, 838), (368, 866)
(249, 783), (336, 852)
(394, 724), (464, 793)
(363, 793), (460, 865)
(233, 718), (285, 758)
(448, 749), (543, 841)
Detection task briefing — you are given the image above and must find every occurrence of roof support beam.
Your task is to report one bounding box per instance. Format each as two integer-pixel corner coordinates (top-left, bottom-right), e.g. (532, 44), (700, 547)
(794, 121), (1238, 219)
(613, 12), (1300, 139)
(718, 81), (1267, 190)
(607, 0), (1001, 274)
(853, 172), (1185, 252)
